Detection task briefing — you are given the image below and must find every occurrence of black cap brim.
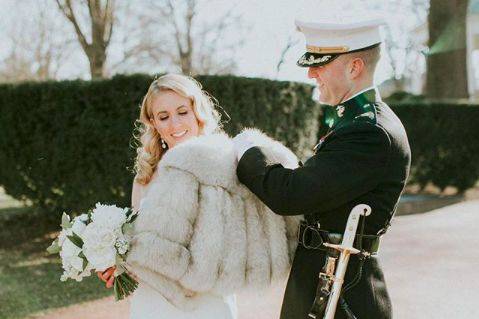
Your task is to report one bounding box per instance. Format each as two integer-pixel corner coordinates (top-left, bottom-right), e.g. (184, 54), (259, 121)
(296, 52), (339, 67)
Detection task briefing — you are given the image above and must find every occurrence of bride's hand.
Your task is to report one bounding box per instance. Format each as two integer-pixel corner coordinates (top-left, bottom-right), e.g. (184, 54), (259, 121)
(97, 266), (116, 289)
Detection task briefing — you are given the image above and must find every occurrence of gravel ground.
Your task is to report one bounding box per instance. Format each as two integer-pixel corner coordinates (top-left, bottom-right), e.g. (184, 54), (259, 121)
(31, 200), (479, 319)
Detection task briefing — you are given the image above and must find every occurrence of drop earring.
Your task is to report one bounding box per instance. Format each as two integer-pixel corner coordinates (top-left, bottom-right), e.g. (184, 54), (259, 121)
(161, 138), (167, 149)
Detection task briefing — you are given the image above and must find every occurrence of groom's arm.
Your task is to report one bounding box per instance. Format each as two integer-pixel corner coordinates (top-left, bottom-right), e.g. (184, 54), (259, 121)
(236, 123), (391, 216)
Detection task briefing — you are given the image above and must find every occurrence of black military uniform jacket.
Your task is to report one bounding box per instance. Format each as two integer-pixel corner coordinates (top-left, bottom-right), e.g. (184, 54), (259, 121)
(237, 88), (411, 319)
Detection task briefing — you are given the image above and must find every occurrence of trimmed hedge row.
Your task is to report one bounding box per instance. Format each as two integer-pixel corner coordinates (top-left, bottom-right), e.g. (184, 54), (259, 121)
(1, 73), (478, 216)
(0, 74), (318, 215)
(318, 102), (479, 192)
(392, 103), (479, 192)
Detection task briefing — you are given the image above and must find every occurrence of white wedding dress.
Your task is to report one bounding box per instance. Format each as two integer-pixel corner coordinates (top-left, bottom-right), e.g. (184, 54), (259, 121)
(129, 170), (238, 319)
(130, 283), (237, 319)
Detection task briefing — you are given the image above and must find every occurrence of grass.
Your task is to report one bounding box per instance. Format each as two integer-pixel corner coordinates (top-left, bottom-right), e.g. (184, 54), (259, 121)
(0, 189), (112, 319)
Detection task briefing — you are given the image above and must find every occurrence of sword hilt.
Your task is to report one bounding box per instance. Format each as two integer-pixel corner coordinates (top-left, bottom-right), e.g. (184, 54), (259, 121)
(322, 243), (360, 254)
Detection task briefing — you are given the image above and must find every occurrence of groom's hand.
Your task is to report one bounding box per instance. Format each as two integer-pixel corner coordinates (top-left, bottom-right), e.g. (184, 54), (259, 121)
(233, 134), (255, 162)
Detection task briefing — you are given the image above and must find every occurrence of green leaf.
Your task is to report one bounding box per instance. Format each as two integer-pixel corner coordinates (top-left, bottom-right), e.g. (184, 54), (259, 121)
(114, 279), (120, 301)
(61, 212), (72, 229)
(67, 232), (84, 248)
(81, 257), (88, 270)
(126, 209), (138, 223)
(46, 240), (61, 254)
(129, 213), (138, 223)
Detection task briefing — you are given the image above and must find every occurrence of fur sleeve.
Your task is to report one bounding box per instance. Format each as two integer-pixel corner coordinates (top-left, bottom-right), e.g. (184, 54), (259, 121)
(234, 128), (303, 261)
(126, 167), (199, 281)
(234, 128), (299, 169)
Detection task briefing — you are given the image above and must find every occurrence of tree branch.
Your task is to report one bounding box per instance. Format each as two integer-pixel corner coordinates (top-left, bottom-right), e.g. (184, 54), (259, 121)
(56, 0), (90, 51)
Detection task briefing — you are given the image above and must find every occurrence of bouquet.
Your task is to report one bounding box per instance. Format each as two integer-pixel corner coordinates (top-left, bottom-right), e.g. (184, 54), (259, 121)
(47, 203), (139, 300)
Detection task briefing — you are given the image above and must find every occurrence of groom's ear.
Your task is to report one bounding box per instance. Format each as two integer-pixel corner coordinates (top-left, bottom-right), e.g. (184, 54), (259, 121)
(348, 58), (365, 80)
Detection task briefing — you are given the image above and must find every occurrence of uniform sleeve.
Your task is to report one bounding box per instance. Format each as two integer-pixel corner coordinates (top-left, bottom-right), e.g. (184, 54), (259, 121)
(236, 123), (391, 215)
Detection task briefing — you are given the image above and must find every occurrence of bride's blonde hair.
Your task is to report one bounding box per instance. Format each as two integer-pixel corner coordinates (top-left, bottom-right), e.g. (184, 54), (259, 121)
(133, 74), (222, 185)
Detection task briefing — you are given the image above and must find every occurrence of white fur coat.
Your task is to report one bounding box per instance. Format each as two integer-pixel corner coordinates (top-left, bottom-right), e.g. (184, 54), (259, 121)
(126, 129), (302, 310)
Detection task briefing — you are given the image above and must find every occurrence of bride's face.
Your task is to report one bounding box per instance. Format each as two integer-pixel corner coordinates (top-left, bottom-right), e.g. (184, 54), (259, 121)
(150, 90), (201, 149)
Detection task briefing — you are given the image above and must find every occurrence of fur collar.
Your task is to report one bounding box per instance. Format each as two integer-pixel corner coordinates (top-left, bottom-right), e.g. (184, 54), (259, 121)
(159, 132), (238, 190)
(158, 129), (299, 194)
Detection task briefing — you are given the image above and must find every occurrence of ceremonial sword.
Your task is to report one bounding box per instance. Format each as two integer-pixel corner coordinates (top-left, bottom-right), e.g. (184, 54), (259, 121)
(322, 204), (372, 319)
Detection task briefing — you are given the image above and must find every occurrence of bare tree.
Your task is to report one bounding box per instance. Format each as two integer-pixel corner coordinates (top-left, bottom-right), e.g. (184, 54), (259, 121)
(115, 0), (245, 76)
(425, 0), (469, 99)
(191, 5), (244, 75)
(0, 1), (74, 82)
(55, 0), (114, 79)
(275, 35), (300, 77)
(368, 0), (429, 91)
(0, 49), (36, 83)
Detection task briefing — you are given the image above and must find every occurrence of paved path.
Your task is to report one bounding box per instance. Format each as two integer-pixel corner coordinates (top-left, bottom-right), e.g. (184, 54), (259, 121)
(380, 200), (479, 319)
(32, 200), (479, 319)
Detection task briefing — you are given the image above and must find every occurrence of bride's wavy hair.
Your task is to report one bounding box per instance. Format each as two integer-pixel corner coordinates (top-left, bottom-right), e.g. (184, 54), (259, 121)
(133, 74), (222, 185)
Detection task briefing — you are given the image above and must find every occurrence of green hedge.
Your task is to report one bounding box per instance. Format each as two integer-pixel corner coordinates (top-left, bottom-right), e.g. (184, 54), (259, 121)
(318, 102), (479, 192)
(0, 74), (318, 215)
(392, 103), (479, 192)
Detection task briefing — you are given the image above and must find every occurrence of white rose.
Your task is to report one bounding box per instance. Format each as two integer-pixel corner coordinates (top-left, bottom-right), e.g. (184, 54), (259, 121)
(71, 263), (93, 282)
(82, 223), (117, 248)
(71, 217), (87, 237)
(61, 262), (91, 282)
(77, 213), (89, 222)
(91, 203), (127, 230)
(82, 223), (118, 271)
(83, 246), (116, 272)
(58, 228), (73, 246)
(59, 239), (88, 282)
(70, 255), (84, 272)
(60, 238), (81, 260)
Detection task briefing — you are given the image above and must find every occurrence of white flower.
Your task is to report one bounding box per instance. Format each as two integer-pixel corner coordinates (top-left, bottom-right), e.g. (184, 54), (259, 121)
(77, 213), (89, 222)
(81, 223), (118, 271)
(71, 216), (87, 236)
(61, 262), (92, 282)
(84, 245), (116, 272)
(82, 223), (117, 247)
(59, 236), (90, 281)
(115, 236), (130, 255)
(91, 203), (127, 230)
(60, 237), (81, 260)
(58, 228), (72, 246)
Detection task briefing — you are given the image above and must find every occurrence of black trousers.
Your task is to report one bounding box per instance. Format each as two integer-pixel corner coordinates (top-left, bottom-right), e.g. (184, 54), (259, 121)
(280, 245), (392, 319)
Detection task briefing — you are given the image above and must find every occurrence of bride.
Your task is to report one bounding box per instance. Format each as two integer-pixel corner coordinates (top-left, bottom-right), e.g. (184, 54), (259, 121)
(97, 74), (301, 318)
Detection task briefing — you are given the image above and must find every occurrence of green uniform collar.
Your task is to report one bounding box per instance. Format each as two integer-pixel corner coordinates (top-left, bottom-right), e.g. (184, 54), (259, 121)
(324, 88), (381, 130)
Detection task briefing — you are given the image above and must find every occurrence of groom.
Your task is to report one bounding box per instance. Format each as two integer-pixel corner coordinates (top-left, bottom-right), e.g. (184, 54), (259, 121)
(234, 16), (411, 319)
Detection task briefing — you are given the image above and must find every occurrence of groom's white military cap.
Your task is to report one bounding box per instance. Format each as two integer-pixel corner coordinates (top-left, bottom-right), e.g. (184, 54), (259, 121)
(295, 16), (385, 67)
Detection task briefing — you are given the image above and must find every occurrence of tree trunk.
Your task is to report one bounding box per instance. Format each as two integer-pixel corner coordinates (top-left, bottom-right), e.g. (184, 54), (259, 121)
(425, 0), (469, 99)
(180, 51), (193, 75)
(55, 0), (113, 80)
(88, 48), (107, 79)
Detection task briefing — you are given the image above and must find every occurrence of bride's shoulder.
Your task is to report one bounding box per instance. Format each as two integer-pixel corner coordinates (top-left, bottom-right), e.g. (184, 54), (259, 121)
(160, 132), (235, 168)
(158, 132), (237, 188)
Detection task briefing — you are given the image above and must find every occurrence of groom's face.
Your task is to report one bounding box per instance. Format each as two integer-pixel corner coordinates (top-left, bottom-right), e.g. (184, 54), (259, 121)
(307, 55), (352, 105)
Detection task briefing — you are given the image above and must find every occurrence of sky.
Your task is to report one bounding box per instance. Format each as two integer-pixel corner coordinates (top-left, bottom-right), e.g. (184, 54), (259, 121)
(0, 0), (426, 87)
(201, 0), (420, 85)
